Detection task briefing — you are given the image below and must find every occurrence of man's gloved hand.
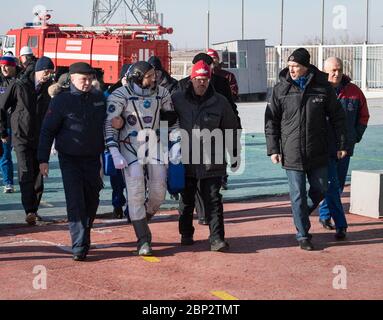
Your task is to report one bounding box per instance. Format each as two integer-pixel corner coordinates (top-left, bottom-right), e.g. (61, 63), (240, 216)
(109, 147), (128, 170)
(50, 143), (57, 156)
(169, 141), (182, 165)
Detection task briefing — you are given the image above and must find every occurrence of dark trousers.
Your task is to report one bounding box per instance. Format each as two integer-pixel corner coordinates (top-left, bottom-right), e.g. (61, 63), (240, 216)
(195, 180), (206, 220)
(179, 176), (224, 243)
(59, 154), (102, 255)
(14, 145), (43, 214)
(196, 176), (228, 220)
(286, 166), (328, 241)
(0, 128), (14, 186)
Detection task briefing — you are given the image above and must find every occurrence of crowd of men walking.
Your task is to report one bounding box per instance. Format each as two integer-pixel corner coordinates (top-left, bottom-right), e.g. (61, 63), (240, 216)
(0, 46), (369, 261)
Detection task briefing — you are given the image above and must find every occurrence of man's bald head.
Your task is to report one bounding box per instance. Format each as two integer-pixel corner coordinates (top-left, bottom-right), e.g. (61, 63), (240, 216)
(324, 57), (343, 87)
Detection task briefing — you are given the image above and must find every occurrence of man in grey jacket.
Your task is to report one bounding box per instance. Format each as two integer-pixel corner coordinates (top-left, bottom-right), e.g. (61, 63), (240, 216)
(172, 60), (240, 252)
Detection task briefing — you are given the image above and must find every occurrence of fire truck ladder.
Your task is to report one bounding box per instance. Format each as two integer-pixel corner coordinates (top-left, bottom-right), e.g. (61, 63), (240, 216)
(91, 0), (160, 26)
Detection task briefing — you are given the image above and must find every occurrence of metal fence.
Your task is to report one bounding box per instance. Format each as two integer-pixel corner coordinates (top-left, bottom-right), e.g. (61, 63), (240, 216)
(266, 44), (383, 91)
(171, 60), (193, 80)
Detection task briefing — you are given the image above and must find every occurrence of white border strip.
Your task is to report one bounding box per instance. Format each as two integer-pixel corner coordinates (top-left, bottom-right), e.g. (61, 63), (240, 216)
(66, 40), (83, 45)
(65, 46), (82, 52)
(44, 52), (119, 62)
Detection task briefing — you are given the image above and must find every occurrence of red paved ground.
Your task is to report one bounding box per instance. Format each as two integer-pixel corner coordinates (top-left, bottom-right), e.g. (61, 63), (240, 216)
(1, 187), (382, 300)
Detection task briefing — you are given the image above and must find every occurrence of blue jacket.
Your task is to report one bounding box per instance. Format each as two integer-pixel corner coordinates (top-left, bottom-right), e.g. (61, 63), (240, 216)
(38, 84), (106, 163)
(328, 76), (370, 157)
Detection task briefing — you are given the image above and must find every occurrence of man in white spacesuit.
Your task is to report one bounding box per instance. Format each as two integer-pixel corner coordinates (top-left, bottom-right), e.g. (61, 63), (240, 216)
(104, 61), (178, 256)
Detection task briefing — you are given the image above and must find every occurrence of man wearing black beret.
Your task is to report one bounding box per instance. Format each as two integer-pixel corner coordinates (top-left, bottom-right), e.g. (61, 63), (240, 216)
(38, 62), (106, 261)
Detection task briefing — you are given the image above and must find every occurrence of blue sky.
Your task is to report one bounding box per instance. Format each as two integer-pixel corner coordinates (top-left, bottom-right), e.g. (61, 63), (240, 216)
(1, 0), (382, 49)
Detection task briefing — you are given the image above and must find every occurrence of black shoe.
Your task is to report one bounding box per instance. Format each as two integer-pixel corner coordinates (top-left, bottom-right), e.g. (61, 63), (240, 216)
(298, 239), (314, 251)
(210, 239), (229, 252)
(319, 218), (335, 230)
(181, 236), (194, 246)
(335, 228), (347, 240)
(198, 218), (209, 225)
(73, 253), (87, 261)
(113, 207), (124, 219)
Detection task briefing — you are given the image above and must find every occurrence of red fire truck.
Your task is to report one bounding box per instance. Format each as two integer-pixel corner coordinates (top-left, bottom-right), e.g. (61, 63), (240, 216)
(2, 16), (173, 85)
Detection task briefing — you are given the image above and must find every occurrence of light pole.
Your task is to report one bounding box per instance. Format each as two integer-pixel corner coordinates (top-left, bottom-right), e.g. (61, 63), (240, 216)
(280, 0), (284, 45)
(207, 0), (211, 49)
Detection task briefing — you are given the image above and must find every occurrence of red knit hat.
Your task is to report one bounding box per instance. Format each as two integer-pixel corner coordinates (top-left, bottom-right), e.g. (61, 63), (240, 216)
(0, 56), (17, 67)
(190, 60), (211, 79)
(207, 48), (219, 60)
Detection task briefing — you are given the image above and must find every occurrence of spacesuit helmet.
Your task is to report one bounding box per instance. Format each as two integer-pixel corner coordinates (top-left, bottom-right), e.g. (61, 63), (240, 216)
(128, 61), (155, 89)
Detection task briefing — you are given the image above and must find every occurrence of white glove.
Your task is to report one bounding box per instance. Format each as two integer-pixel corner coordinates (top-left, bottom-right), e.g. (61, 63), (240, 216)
(230, 156), (241, 173)
(109, 147), (128, 169)
(169, 141), (182, 165)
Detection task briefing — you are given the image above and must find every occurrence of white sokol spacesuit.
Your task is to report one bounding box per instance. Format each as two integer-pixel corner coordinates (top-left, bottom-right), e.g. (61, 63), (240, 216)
(104, 61), (179, 255)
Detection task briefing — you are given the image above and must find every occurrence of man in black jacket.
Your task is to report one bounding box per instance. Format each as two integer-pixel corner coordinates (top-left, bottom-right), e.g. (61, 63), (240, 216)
(38, 62), (106, 261)
(0, 56), (54, 225)
(172, 60), (240, 252)
(178, 53), (242, 225)
(265, 48), (348, 251)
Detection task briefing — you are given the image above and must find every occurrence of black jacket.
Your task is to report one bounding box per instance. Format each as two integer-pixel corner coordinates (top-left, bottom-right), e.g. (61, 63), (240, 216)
(0, 78), (38, 148)
(265, 65), (347, 171)
(178, 74), (242, 128)
(35, 80), (53, 135)
(0, 75), (52, 146)
(172, 82), (239, 179)
(38, 85), (106, 163)
(158, 71), (179, 94)
(18, 56), (37, 83)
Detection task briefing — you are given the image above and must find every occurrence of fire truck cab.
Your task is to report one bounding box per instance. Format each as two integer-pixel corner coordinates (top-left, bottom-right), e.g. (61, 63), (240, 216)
(2, 20), (173, 85)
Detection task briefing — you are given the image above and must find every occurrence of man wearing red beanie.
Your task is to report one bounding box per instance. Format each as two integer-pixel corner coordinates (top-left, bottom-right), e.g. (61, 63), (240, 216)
(171, 60), (240, 252)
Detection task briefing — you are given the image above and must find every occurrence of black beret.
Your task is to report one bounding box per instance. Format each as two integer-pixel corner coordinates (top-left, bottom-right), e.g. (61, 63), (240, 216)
(69, 62), (95, 75)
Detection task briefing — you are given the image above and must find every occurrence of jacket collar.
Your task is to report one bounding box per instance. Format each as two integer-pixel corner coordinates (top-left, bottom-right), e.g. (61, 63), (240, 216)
(70, 83), (96, 96)
(279, 64), (329, 89)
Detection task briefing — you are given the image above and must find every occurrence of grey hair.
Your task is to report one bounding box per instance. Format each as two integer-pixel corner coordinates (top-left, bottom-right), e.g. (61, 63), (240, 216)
(324, 57), (343, 71)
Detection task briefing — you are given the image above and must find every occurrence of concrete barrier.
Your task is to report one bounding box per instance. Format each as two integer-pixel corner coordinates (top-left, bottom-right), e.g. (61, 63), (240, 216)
(350, 170), (383, 219)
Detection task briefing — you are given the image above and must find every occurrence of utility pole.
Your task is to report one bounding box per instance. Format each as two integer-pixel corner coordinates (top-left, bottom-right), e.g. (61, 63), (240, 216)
(207, 9), (210, 49)
(321, 0), (325, 45)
